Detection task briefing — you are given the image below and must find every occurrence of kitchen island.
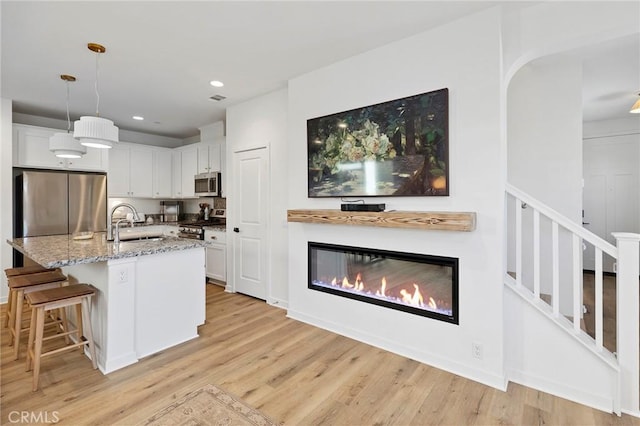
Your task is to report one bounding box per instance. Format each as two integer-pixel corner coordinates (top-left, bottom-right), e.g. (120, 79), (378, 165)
(7, 233), (207, 374)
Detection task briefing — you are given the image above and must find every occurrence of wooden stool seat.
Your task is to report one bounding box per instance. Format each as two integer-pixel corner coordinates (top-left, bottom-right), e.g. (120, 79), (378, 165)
(9, 270), (67, 289)
(5, 265), (54, 277)
(4, 267), (60, 328)
(27, 284), (96, 306)
(7, 270), (69, 360)
(25, 284), (98, 391)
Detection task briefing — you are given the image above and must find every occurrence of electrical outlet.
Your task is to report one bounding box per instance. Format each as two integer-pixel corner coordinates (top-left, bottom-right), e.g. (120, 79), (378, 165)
(472, 342), (483, 360)
(118, 269), (128, 283)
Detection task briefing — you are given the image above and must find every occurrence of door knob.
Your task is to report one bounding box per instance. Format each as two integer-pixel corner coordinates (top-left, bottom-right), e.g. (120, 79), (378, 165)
(233, 227), (240, 233)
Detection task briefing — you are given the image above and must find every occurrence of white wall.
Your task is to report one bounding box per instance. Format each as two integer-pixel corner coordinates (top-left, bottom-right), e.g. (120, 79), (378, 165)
(584, 116), (640, 139)
(1, 98), (13, 303)
(503, 2), (640, 81)
(287, 8), (506, 389)
(226, 89), (289, 306)
(504, 288), (618, 412)
(507, 57), (583, 313)
(507, 58), (583, 219)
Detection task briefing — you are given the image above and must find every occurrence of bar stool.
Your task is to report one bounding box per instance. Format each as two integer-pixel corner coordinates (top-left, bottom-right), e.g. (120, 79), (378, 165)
(7, 270), (68, 360)
(25, 284), (97, 391)
(4, 266), (57, 328)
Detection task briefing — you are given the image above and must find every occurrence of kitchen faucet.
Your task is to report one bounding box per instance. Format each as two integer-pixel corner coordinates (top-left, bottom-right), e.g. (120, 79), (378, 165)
(107, 203), (142, 242)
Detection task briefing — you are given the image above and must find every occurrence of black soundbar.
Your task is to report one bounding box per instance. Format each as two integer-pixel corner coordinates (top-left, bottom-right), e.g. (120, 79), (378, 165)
(340, 203), (386, 212)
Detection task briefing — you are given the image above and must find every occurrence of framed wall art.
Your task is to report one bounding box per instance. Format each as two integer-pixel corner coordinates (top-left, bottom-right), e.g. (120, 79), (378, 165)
(307, 88), (449, 198)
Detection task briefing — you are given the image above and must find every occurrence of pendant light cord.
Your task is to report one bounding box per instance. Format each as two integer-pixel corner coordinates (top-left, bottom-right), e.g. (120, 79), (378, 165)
(94, 51), (101, 117)
(65, 80), (72, 133)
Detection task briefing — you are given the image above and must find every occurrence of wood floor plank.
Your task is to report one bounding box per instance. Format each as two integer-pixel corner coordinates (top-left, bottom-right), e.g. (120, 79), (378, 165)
(1, 284), (638, 425)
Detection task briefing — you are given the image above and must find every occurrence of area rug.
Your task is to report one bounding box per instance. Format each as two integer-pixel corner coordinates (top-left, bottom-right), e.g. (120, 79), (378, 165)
(141, 384), (278, 426)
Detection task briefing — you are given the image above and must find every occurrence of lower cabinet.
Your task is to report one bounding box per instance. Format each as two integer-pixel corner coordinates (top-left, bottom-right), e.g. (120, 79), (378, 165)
(204, 229), (226, 283)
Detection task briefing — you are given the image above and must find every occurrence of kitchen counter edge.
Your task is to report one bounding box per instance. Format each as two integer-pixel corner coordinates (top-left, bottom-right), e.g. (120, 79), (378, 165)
(7, 233), (208, 269)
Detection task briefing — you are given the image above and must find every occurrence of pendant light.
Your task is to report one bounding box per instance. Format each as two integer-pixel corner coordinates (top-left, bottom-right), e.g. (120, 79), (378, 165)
(49, 74), (87, 158)
(630, 93), (640, 114)
(74, 43), (119, 148)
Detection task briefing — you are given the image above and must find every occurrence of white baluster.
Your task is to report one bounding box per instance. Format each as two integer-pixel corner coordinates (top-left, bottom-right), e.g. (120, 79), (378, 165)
(533, 210), (540, 299)
(516, 199), (522, 286)
(552, 222), (560, 316)
(572, 233), (581, 332)
(594, 247), (603, 351)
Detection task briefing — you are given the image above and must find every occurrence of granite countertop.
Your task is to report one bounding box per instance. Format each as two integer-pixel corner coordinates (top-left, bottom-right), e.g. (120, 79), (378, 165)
(202, 226), (226, 231)
(7, 232), (208, 269)
(117, 222), (226, 231)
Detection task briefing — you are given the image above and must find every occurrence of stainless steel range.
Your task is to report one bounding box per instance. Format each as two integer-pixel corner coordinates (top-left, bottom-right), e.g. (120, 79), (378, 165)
(178, 209), (226, 240)
(178, 222), (208, 240)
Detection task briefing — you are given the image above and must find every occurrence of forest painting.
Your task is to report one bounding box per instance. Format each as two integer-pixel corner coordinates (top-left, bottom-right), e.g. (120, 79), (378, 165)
(307, 88), (449, 198)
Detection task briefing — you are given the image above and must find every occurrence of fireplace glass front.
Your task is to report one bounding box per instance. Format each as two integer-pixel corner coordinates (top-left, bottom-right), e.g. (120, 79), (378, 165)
(308, 242), (459, 324)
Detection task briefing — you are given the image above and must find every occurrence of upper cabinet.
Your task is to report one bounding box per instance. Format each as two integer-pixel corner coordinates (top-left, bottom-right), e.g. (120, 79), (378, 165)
(198, 122), (226, 197)
(13, 123), (226, 199)
(197, 143), (221, 174)
(172, 145), (198, 198)
(108, 143), (154, 197)
(13, 124), (107, 172)
(153, 149), (173, 198)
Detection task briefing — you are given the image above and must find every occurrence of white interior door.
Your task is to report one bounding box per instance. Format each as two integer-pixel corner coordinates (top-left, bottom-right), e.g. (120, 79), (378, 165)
(233, 148), (269, 300)
(583, 134), (640, 272)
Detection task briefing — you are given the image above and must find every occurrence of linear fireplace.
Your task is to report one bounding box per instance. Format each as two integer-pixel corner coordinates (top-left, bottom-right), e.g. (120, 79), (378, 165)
(308, 242), (459, 324)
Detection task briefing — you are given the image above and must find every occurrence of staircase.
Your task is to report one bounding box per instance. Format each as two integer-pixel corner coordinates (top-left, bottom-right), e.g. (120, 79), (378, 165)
(505, 184), (640, 416)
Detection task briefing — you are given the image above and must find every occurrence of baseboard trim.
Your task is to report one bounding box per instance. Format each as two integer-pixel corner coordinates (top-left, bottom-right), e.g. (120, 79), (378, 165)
(506, 368), (615, 415)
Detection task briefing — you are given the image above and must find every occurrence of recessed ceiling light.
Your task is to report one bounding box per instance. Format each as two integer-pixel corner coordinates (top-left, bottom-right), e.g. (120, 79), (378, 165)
(132, 116), (144, 121)
(210, 80), (224, 87)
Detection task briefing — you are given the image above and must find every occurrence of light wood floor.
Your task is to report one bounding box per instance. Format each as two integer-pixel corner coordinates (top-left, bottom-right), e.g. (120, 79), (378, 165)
(1, 284), (639, 425)
(582, 272), (618, 353)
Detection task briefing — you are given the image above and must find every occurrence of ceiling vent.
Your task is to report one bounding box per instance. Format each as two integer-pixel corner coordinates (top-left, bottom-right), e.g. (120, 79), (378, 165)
(209, 94), (226, 101)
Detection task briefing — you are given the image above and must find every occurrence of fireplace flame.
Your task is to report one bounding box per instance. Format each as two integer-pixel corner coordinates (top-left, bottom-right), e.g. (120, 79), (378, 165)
(326, 274), (438, 311)
(400, 284), (426, 307)
(355, 273), (364, 291)
(376, 277), (387, 297)
(341, 276), (353, 289)
(428, 297), (437, 310)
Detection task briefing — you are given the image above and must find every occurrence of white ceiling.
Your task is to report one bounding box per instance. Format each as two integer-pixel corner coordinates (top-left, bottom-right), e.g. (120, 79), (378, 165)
(2, 1), (638, 141)
(580, 35), (640, 122)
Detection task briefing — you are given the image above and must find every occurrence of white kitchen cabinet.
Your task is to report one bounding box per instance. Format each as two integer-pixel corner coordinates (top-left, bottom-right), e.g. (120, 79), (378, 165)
(13, 124), (107, 171)
(172, 145), (198, 198)
(152, 149), (172, 198)
(205, 229), (226, 283)
(219, 141), (226, 197)
(197, 139), (226, 197)
(108, 142), (153, 197)
(197, 142), (221, 174)
(171, 151), (182, 198)
(66, 148), (106, 171)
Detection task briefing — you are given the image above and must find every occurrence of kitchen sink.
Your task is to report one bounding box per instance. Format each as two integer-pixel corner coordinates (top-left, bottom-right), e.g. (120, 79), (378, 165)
(121, 236), (164, 243)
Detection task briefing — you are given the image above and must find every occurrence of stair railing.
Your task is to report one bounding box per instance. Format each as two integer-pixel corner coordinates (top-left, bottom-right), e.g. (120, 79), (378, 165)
(505, 183), (639, 416)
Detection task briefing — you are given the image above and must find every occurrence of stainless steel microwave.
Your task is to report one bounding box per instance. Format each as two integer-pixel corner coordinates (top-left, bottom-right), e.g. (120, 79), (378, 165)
(194, 172), (220, 196)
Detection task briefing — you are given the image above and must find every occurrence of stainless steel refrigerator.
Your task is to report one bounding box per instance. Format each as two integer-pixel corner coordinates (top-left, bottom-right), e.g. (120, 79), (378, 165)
(14, 169), (107, 264)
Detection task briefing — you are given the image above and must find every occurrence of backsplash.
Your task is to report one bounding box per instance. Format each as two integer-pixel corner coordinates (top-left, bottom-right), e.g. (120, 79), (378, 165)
(109, 197), (226, 223)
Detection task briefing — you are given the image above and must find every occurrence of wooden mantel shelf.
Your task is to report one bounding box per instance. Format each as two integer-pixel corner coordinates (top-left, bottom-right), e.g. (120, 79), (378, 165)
(287, 209), (476, 232)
